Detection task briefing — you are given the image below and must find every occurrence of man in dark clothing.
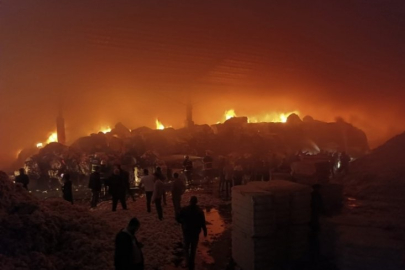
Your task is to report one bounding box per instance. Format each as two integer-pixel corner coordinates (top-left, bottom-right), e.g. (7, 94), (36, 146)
(339, 152), (351, 175)
(177, 196), (207, 270)
(109, 167), (128, 211)
(115, 217), (144, 270)
(183, 155), (193, 185)
(118, 165), (135, 202)
(62, 173), (73, 204)
(171, 173), (186, 216)
(15, 168), (29, 190)
(203, 152), (214, 182)
(89, 166), (102, 208)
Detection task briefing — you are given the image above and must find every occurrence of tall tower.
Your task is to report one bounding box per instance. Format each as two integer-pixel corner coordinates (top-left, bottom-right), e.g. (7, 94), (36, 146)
(185, 99), (195, 128)
(56, 111), (66, 144)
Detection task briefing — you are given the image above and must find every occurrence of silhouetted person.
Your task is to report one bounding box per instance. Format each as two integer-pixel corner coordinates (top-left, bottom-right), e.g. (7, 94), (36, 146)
(62, 173), (73, 204)
(154, 167), (167, 206)
(109, 167), (128, 211)
(183, 155), (193, 185)
(218, 156), (226, 192)
(223, 162), (234, 199)
(152, 172), (165, 220)
(171, 173), (186, 216)
(89, 166), (102, 208)
(262, 159), (270, 181)
(117, 165), (135, 202)
(233, 164), (244, 186)
(203, 151), (214, 182)
(339, 152), (351, 175)
(177, 196), (207, 270)
(139, 169), (155, 213)
(115, 217), (144, 270)
(15, 168), (29, 190)
(100, 162), (110, 197)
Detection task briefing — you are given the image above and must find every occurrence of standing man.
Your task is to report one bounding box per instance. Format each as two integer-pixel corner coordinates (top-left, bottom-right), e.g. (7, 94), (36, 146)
(108, 167), (128, 211)
(61, 173), (73, 204)
(223, 161), (234, 199)
(152, 174), (165, 220)
(183, 155), (193, 186)
(114, 217), (144, 270)
(89, 166), (102, 209)
(177, 196), (207, 270)
(139, 169), (155, 213)
(171, 172), (186, 216)
(15, 168), (29, 190)
(203, 152), (214, 181)
(154, 167), (167, 206)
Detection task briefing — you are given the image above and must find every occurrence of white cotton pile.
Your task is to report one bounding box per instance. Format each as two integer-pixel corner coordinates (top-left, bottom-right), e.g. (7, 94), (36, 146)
(0, 171), (114, 270)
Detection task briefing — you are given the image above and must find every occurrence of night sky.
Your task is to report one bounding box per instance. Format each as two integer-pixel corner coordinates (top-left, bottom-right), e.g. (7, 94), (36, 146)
(1, 0), (404, 167)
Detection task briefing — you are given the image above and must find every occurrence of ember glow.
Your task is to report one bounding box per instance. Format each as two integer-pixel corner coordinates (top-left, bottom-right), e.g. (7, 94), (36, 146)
(36, 143), (43, 148)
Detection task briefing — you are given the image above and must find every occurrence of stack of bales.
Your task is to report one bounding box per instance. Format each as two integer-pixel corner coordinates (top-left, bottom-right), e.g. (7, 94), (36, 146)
(232, 180), (312, 270)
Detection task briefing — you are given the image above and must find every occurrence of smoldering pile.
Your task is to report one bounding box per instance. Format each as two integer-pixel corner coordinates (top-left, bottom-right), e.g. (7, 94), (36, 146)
(0, 171), (114, 270)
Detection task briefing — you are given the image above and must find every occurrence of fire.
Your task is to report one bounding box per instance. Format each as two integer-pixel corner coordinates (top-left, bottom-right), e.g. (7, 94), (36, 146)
(36, 143), (43, 148)
(156, 119), (165, 130)
(222, 110), (300, 123)
(100, 127), (111, 134)
(46, 132), (58, 144)
(224, 109), (237, 120)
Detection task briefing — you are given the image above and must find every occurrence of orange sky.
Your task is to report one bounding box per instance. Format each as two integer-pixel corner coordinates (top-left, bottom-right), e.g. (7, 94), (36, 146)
(1, 0), (405, 168)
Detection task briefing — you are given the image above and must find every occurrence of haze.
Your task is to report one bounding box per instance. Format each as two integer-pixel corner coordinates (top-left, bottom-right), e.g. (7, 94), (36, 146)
(1, 0), (404, 167)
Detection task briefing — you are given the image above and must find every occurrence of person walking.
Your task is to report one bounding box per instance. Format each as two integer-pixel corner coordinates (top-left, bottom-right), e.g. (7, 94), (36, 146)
(89, 166), (102, 208)
(114, 217), (144, 270)
(152, 174), (165, 220)
(109, 167), (128, 211)
(177, 196), (207, 270)
(223, 162), (234, 199)
(62, 173), (73, 204)
(139, 169), (155, 213)
(183, 155), (193, 186)
(154, 167), (167, 206)
(171, 172), (186, 216)
(15, 168), (29, 190)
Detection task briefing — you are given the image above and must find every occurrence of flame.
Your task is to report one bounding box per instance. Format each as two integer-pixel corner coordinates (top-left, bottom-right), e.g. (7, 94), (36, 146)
(156, 119), (165, 130)
(224, 109), (237, 120)
(46, 132), (58, 144)
(36, 143), (43, 148)
(100, 127), (111, 134)
(222, 110), (300, 123)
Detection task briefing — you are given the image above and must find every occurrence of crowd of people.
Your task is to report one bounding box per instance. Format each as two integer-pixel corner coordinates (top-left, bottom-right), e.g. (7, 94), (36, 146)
(11, 149), (349, 270)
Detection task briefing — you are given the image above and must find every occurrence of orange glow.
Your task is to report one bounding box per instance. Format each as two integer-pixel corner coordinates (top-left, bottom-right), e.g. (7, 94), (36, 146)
(36, 143), (43, 148)
(46, 132), (58, 144)
(222, 110), (300, 123)
(100, 127), (111, 134)
(155, 119), (165, 130)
